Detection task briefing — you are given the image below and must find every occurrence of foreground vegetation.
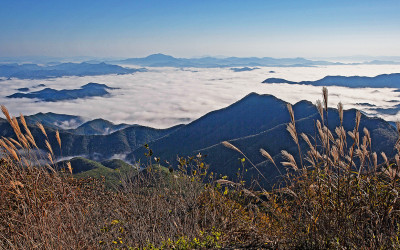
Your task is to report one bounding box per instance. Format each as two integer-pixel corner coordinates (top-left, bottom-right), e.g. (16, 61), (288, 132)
(1, 88), (400, 249)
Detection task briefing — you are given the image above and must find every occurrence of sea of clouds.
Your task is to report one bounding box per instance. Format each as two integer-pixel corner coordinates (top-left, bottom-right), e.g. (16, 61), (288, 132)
(1, 64), (400, 128)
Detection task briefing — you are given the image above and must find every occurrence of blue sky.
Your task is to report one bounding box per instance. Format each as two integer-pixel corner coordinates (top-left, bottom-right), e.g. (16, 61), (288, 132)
(0, 0), (399, 58)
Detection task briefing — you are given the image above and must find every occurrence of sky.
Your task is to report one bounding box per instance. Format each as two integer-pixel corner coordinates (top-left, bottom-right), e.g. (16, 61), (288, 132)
(0, 0), (399, 58)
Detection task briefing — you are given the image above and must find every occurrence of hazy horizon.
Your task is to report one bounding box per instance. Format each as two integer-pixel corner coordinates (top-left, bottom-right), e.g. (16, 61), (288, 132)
(2, 53), (400, 60)
(2, 53), (400, 66)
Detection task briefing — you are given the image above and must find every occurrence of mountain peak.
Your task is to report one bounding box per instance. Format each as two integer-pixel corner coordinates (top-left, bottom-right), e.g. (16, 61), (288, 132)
(81, 82), (113, 89)
(145, 53), (176, 60)
(240, 92), (285, 102)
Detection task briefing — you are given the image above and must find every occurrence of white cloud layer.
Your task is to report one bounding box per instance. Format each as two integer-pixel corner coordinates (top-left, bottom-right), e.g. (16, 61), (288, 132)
(0, 64), (400, 128)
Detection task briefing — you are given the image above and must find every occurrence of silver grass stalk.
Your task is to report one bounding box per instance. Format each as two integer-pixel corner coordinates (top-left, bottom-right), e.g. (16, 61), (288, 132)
(322, 87), (328, 111)
(281, 150), (298, 171)
(316, 100), (324, 123)
(337, 102), (343, 125)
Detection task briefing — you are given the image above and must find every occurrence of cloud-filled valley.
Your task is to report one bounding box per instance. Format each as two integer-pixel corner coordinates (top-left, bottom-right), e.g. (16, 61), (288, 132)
(1, 64), (400, 128)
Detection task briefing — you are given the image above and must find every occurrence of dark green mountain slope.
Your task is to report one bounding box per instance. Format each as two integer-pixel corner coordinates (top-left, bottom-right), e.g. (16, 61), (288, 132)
(101, 159), (133, 170)
(58, 157), (104, 174)
(57, 157), (137, 188)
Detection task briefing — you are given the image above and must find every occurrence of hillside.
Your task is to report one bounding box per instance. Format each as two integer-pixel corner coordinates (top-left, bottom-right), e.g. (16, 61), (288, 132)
(0, 118), (183, 159)
(198, 109), (397, 185)
(126, 94), (397, 185)
(1, 92), (397, 185)
(68, 118), (130, 135)
(24, 112), (86, 129)
(57, 157), (136, 188)
(128, 93), (316, 163)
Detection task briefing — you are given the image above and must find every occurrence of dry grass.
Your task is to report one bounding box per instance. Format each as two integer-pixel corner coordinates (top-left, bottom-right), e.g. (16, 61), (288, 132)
(0, 106), (268, 249)
(249, 89), (400, 248)
(2, 87), (400, 249)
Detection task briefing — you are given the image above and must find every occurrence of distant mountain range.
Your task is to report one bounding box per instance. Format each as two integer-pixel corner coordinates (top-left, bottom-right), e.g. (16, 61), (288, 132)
(1, 93), (396, 186)
(1, 55), (400, 70)
(263, 73), (400, 88)
(115, 53), (341, 67)
(7, 83), (117, 102)
(313, 56), (400, 64)
(362, 60), (400, 65)
(114, 53), (400, 68)
(0, 62), (146, 79)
